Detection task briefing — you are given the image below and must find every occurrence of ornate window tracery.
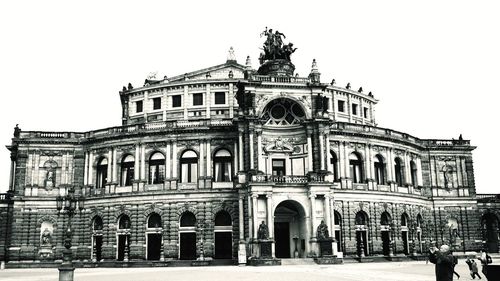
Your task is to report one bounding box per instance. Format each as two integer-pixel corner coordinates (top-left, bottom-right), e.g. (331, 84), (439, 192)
(261, 98), (305, 126)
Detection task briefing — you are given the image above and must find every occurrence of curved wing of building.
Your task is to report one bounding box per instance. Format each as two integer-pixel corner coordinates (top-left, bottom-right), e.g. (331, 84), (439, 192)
(1, 31), (499, 266)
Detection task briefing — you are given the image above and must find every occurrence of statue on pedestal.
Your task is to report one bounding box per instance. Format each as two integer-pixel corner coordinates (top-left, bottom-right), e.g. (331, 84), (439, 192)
(257, 221), (269, 240)
(317, 220), (330, 240)
(41, 228), (52, 246)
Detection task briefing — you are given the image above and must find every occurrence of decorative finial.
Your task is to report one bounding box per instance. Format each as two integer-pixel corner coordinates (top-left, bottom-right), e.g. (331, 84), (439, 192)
(346, 83), (351, 89)
(228, 70), (234, 78)
(206, 72), (211, 79)
(358, 87), (363, 93)
(245, 56), (252, 69)
(311, 59), (318, 71)
(458, 134), (463, 141)
(330, 78), (336, 85)
(127, 83), (133, 90)
(227, 47), (236, 62)
(368, 91), (373, 97)
(122, 86), (126, 92)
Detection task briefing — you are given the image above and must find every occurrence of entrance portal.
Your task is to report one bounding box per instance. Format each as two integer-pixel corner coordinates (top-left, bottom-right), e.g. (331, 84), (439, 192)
(180, 233), (196, 260)
(147, 234), (162, 260)
(117, 235), (127, 261)
(382, 231), (390, 256)
(482, 213), (499, 253)
(215, 232), (232, 259)
(274, 200), (306, 258)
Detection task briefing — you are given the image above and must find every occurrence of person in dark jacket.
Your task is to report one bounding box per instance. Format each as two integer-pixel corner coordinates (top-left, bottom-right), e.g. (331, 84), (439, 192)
(429, 244), (455, 281)
(466, 258), (482, 279)
(478, 250), (492, 279)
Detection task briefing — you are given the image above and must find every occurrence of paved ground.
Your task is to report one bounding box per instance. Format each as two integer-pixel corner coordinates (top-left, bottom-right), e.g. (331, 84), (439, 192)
(0, 260), (484, 281)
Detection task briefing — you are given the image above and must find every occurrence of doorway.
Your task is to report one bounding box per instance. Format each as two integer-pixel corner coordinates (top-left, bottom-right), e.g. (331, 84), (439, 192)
(179, 232), (196, 260)
(147, 234), (162, 260)
(482, 214), (499, 253)
(215, 232), (232, 259)
(93, 235), (103, 261)
(274, 222), (290, 258)
(356, 231), (368, 256)
(382, 231), (390, 256)
(117, 235), (127, 261)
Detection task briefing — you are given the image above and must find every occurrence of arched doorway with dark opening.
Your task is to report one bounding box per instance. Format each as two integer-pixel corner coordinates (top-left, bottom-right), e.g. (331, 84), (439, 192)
(355, 211), (369, 257)
(380, 211), (392, 256)
(146, 213), (162, 260)
(179, 211), (197, 260)
(481, 213), (499, 253)
(91, 216), (103, 262)
(274, 200), (307, 258)
(214, 210), (233, 259)
(116, 214), (131, 261)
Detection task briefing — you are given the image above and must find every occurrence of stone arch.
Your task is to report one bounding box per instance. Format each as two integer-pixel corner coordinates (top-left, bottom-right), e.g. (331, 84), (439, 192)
(175, 203), (200, 218)
(211, 202), (237, 224)
(113, 206), (132, 220)
(145, 149), (165, 163)
(93, 154), (108, 168)
(37, 215), (57, 227)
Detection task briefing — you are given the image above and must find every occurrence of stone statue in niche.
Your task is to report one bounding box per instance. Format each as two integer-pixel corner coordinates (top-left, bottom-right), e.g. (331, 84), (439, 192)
(257, 221), (269, 240)
(40, 228), (52, 246)
(317, 220), (330, 240)
(44, 169), (56, 189)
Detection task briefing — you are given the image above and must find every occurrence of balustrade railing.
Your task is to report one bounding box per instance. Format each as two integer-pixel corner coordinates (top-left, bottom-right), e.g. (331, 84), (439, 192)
(250, 174), (326, 184)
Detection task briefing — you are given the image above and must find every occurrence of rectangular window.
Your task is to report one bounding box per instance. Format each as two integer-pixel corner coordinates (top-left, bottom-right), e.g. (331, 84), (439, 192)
(363, 107), (368, 118)
(172, 95), (182, 108)
(193, 93), (203, 106)
(214, 92), (225, 104)
(136, 100), (143, 113)
(337, 100), (345, 112)
(352, 104), (358, 115)
(272, 159), (286, 176)
(153, 97), (161, 110)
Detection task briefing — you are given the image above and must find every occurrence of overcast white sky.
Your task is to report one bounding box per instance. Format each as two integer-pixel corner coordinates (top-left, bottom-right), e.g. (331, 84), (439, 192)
(0, 1), (498, 193)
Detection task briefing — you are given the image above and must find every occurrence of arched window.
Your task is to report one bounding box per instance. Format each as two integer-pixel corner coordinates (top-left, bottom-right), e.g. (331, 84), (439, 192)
(213, 149), (232, 182)
(416, 214), (423, 228)
(394, 157), (404, 186)
(180, 150), (198, 183)
(381, 212), (391, 226)
(96, 157), (108, 189)
(349, 152), (363, 183)
(148, 213), (162, 228)
(334, 211), (342, 252)
(374, 154), (386, 185)
(93, 216), (103, 230)
(401, 213), (409, 227)
(410, 160), (418, 186)
(149, 152), (165, 184)
(355, 211), (368, 225)
(118, 215), (131, 229)
(330, 151), (339, 182)
(261, 98), (306, 126)
(180, 212), (196, 227)
(120, 155), (135, 186)
(215, 211), (232, 226)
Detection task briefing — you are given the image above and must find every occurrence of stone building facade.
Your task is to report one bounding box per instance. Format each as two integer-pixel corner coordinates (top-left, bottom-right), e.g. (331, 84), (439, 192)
(0, 34), (499, 266)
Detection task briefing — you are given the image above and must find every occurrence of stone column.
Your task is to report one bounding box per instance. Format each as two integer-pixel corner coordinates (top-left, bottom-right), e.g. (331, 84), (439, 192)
(252, 194), (259, 239)
(172, 141), (177, 189)
(248, 195), (253, 240)
(238, 130), (244, 171)
(404, 151), (411, 186)
(266, 194), (273, 239)
(257, 129), (264, 172)
(233, 142), (238, 173)
(140, 145), (146, 182)
(107, 149), (112, 185)
(309, 193), (316, 238)
(324, 195), (332, 234)
(205, 83), (211, 118)
(134, 145), (140, 181)
(199, 140), (205, 177)
(112, 148), (118, 184)
(249, 130), (254, 170)
(88, 151), (94, 186)
(206, 141), (211, 177)
(83, 151), (89, 186)
(416, 157), (423, 187)
(343, 142), (350, 178)
(325, 133), (332, 171)
(319, 132), (325, 170)
(307, 134), (313, 172)
(183, 85), (188, 120)
(229, 83), (234, 118)
(239, 195), (245, 240)
(165, 142), (171, 179)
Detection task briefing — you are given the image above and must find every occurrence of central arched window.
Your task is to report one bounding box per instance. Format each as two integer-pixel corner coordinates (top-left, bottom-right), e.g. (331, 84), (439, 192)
(148, 213), (162, 228)
(380, 212), (391, 226)
(213, 149), (232, 182)
(374, 154), (386, 185)
(118, 214), (131, 230)
(261, 98), (305, 126)
(149, 152), (165, 184)
(180, 212), (196, 227)
(96, 157), (108, 189)
(180, 150), (198, 183)
(394, 157), (404, 186)
(349, 152), (363, 183)
(120, 155), (135, 186)
(93, 216), (103, 231)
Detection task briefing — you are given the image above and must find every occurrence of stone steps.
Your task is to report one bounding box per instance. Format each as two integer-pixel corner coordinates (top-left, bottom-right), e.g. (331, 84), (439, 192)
(280, 258), (317, 266)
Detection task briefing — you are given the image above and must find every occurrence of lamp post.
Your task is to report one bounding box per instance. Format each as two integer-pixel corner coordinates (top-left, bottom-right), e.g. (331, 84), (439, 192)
(56, 187), (84, 281)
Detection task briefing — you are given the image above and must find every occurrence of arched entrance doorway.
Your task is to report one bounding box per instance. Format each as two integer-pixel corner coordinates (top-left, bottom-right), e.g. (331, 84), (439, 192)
(481, 213), (499, 253)
(274, 200), (306, 258)
(380, 212), (392, 256)
(401, 213), (410, 255)
(116, 215), (131, 261)
(355, 211), (369, 257)
(214, 211), (232, 259)
(179, 211), (196, 260)
(146, 213), (162, 260)
(91, 216), (103, 262)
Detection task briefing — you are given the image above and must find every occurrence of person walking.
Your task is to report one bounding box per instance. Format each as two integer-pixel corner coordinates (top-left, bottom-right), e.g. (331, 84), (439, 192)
(466, 258), (482, 279)
(478, 250), (492, 279)
(429, 244), (455, 281)
(452, 254), (460, 279)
